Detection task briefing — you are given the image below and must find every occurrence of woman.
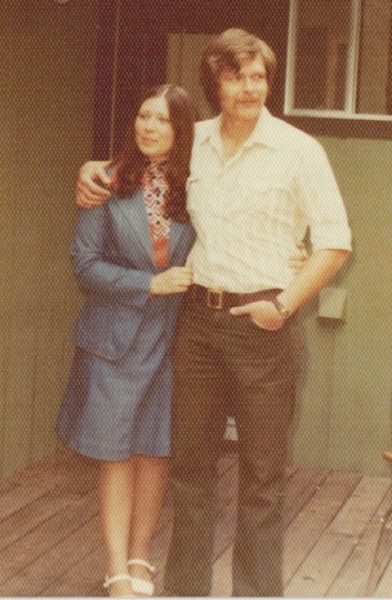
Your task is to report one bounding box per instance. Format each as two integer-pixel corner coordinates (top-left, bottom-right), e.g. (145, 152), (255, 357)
(57, 84), (197, 597)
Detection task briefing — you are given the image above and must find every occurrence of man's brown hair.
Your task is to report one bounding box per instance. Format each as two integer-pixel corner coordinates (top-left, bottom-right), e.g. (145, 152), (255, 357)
(199, 28), (277, 113)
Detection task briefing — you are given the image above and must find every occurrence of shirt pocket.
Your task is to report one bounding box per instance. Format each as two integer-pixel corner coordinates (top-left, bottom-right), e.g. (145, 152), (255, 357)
(237, 173), (297, 222)
(239, 170), (292, 195)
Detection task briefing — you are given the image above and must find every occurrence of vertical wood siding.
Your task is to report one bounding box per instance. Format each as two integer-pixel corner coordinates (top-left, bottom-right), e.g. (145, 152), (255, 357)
(0, 0), (97, 478)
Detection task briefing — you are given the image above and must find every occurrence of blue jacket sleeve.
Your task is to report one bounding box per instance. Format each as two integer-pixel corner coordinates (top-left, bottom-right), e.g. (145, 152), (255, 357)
(70, 204), (152, 307)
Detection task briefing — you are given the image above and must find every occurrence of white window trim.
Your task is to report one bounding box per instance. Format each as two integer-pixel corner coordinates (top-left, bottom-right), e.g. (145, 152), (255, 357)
(284, 0), (392, 121)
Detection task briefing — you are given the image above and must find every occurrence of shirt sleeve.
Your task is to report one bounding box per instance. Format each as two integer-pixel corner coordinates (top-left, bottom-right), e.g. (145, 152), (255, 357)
(294, 138), (352, 251)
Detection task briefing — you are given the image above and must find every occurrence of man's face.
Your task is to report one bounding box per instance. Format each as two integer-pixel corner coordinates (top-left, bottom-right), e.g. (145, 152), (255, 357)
(217, 54), (269, 123)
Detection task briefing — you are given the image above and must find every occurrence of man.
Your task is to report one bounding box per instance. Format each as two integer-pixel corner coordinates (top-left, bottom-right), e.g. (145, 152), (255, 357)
(76, 29), (351, 596)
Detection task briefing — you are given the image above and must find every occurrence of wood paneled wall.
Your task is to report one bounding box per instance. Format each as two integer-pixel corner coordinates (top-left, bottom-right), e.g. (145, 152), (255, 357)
(0, 0), (97, 477)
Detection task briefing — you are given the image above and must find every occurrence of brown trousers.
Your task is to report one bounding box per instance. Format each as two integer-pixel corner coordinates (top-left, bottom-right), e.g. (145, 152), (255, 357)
(164, 298), (297, 596)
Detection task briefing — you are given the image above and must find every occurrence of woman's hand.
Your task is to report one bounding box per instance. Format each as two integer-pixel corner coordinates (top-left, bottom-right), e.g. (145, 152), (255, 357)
(289, 240), (309, 274)
(230, 300), (285, 330)
(150, 266), (193, 295)
(76, 160), (112, 208)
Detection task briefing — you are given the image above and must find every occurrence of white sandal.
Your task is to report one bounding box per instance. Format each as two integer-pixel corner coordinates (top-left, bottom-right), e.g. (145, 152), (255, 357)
(127, 558), (156, 596)
(103, 573), (134, 595)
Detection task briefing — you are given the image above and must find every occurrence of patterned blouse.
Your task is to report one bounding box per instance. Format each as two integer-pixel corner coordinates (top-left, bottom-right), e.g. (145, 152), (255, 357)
(142, 161), (171, 268)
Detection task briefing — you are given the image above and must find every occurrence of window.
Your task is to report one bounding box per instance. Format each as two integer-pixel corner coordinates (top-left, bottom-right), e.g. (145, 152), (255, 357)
(285, 0), (392, 120)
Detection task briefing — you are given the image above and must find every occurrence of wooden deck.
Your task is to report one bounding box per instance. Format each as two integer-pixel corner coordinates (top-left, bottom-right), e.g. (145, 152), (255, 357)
(1, 448), (392, 597)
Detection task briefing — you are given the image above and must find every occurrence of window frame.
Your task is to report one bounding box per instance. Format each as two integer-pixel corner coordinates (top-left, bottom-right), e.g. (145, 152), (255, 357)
(283, 0), (392, 137)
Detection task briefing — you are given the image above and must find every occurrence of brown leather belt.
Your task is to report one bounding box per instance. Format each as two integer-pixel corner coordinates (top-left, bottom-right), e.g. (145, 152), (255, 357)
(186, 284), (282, 310)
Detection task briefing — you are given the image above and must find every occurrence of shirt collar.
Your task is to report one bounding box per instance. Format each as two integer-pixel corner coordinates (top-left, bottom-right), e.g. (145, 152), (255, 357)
(199, 107), (282, 151)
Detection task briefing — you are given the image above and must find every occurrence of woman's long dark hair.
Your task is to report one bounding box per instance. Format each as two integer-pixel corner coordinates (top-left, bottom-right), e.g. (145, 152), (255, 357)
(111, 84), (197, 222)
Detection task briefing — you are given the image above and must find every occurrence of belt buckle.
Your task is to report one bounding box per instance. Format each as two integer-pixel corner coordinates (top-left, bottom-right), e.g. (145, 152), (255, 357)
(207, 288), (223, 309)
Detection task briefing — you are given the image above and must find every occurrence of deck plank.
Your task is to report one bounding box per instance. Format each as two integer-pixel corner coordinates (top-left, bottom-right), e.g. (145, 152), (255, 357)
(40, 517), (104, 597)
(285, 475), (390, 597)
(374, 547), (392, 597)
(0, 487), (92, 554)
(328, 475), (391, 537)
(0, 479), (56, 521)
(329, 485), (392, 596)
(0, 490), (97, 591)
(284, 469), (361, 587)
(284, 465), (331, 526)
(0, 513), (102, 597)
(0, 453), (96, 556)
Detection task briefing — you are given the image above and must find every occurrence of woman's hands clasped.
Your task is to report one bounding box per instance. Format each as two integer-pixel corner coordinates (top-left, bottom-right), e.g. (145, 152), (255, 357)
(150, 266), (193, 295)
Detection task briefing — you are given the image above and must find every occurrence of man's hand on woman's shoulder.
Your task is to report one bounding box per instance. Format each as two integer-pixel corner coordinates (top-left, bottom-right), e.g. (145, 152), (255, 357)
(76, 160), (112, 208)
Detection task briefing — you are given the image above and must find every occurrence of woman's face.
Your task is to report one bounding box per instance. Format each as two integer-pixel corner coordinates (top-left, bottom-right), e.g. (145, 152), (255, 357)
(135, 95), (175, 162)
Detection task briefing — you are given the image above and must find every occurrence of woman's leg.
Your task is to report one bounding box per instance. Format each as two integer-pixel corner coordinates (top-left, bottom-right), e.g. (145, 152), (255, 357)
(98, 459), (136, 596)
(98, 456), (169, 594)
(128, 456), (170, 583)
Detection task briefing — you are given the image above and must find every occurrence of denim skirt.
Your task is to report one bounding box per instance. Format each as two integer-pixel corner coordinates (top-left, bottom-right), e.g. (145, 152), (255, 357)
(56, 330), (172, 461)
